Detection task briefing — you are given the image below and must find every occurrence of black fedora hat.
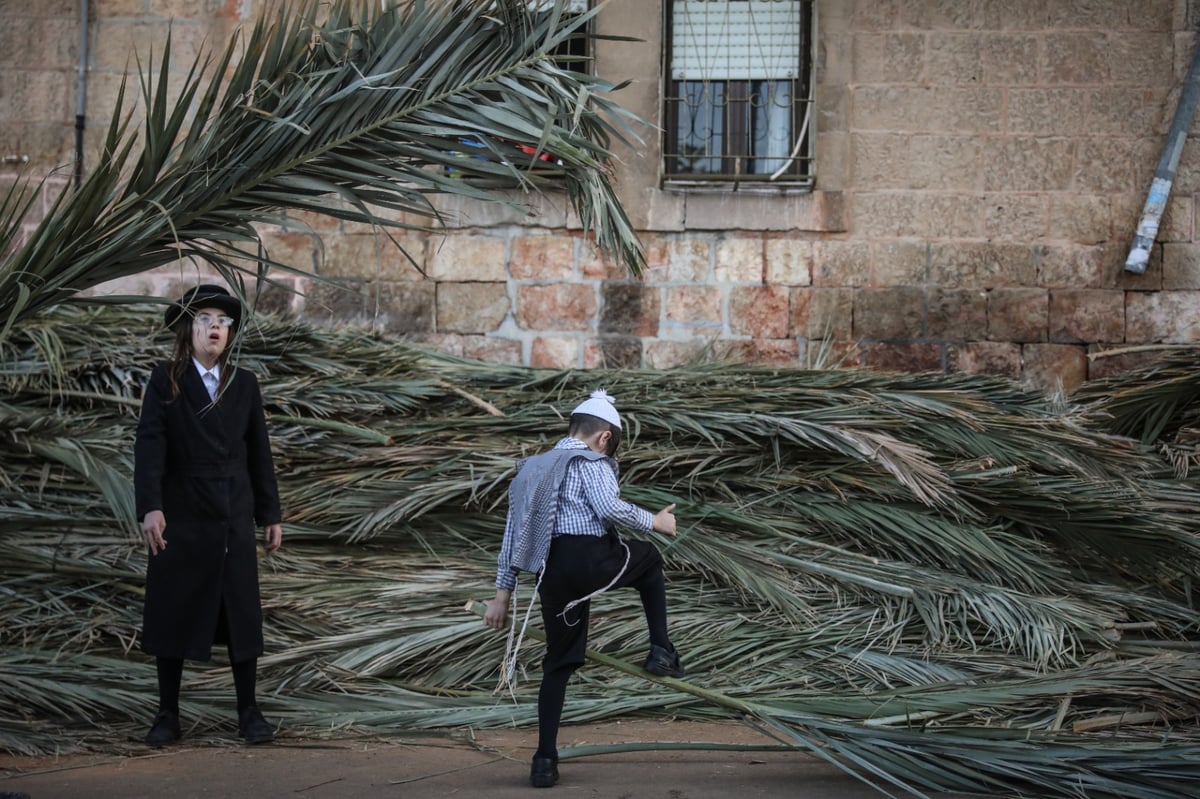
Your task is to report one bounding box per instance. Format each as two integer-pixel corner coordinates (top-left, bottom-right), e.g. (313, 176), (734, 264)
(165, 284), (243, 330)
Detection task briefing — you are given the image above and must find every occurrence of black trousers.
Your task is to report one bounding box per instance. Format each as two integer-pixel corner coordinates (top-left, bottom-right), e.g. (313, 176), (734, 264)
(538, 532), (667, 671)
(533, 532), (670, 758)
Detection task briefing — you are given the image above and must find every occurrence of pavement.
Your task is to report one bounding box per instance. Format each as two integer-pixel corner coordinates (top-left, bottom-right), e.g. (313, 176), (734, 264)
(0, 720), (972, 799)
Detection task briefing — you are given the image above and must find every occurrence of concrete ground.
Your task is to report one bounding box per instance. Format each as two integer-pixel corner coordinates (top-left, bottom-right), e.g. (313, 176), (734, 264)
(0, 720), (973, 799)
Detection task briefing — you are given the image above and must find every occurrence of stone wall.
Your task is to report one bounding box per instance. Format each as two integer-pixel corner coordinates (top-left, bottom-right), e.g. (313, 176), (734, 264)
(3, 1), (1200, 392)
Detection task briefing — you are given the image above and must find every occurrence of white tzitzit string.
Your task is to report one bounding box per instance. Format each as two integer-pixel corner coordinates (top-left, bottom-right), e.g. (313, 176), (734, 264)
(558, 536), (631, 626)
(497, 565), (546, 700)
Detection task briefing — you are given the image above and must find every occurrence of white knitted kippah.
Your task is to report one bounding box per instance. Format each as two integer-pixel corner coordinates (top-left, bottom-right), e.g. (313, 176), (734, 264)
(571, 389), (622, 429)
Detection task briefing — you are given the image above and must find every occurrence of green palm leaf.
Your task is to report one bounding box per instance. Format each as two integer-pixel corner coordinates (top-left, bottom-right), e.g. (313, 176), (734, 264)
(0, 0), (644, 341)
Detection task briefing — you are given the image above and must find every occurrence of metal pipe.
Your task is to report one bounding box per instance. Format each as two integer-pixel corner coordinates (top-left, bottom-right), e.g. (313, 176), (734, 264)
(1125, 35), (1200, 274)
(73, 0), (90, 190)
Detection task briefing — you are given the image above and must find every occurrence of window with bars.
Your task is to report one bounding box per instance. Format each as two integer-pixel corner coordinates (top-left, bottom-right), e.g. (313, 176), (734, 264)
(663, 0), (814, 187)
(531, 0), (591, 74)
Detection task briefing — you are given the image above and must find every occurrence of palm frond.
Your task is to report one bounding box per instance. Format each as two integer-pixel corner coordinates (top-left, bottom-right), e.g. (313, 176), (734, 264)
(0, 0), (644, 342)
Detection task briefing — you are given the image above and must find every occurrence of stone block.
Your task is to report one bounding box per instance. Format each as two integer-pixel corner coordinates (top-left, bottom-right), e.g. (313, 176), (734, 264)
(908, 135), (982, 190)
(510, 235), (576, 280)
(437, 282), (510, 334)
(1021, 343), (1088, 396)
(1007, 89), (1090, 136)
(286, 209), (342, 235)
(1162, 243), (1200, 289)
(2, 68), (69, 124)
(1047, 194), (1111, 244)
(1086, 88), (1169, 136)
(1039, 32), (1110, 84)
(257, 227), (319, 275)
(301, 277), (366, 321)
(851, 133), (911, 190)
(1044, 0), (1152, 28)
(1, 121), (73, 167)
(517, 284), (597, 331)
(1106, 33), (1174, 84)
(926, 32), (982, 84)
(250, 279), (299, 316)
(1037, 245), (1109, 289)
(0, 16), (75, 70)
(930, 243), (1038, 288)
(765, 238), (814, 286)
(664, 285), (722, 326)
(375, 281), (435, 334)
(980, 34), (1039, 85)
(430, 191), (565, 229)
(1086, 345), (1159, 381)
(1096, 240), (1164, 290)
(813, 240), (871, 287)
(853, 193), (983, 239)
(600, 283), (661, 336)
(928, 288), (988, 339)
(1048, 289), (1125, 343)
(1126, 290), (1200, 342)
(150, 0), (252, 18)
(853, 287), (925, 339)
(584, 337), (644, 369)
(730, 285), (790, 338)
(679, 191), (847, 233)
(460, 336), (522, 365)
(717, 339), (801, 366)
(644, 339), (712, 369)
(852, 33), (926, 84)
(815, 132), (849, 191)
(863, 342), (944, 373)
(947, 342), (1021, 378)
(873, 241), (927, 286)
(852, 87), (1004, 133)
(850, 4), (900, 30)
(89, 20), (163, 72)
(580, 239), (631, 281)
(661, 238), (712, 283)
(988, 288), (1048, 342)
(1072, 139), (1138, 194)
(715, 237), (764, 283)
(983, 194), (1049, 242)
(429, 333), (523, 364)
(791, 287), (854, 339)
(981, 138), (1076, 192)
(322, 233), (398, 281)
(531, 336), (581, 369)
(427, 235), (506, 281)
(1159, 195), (1193, 243)
(808, 339), (863, 369)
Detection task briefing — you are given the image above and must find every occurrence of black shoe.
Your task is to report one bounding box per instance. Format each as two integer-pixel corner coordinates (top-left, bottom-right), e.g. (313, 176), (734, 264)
(644, 644), (686, 678)
(144, 709), (181, 747)
(238, 705), (274, 744)
(530, 755), (559, 788)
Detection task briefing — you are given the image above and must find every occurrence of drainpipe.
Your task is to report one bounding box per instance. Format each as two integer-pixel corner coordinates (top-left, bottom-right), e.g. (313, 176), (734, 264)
(74, 0), (90, 190)
(1126, 35), (1200, 274)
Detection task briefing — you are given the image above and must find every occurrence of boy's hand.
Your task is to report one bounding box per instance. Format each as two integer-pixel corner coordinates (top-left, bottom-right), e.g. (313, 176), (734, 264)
(484, 590), (511, 629)
(652, 503), (677, 536)
(143, 510), (167, 555)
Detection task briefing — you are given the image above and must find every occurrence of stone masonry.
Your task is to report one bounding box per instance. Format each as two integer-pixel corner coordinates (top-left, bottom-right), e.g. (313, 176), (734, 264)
(4, 1), (1200, 394)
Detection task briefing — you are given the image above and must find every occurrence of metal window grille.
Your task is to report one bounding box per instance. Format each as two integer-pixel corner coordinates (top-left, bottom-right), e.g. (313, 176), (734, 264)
(531, 0), (591, 73)
(663, 0), (814, 186)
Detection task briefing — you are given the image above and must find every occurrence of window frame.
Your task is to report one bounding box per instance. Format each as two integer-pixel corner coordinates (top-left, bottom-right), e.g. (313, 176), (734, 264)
(661, 0), (816, 192)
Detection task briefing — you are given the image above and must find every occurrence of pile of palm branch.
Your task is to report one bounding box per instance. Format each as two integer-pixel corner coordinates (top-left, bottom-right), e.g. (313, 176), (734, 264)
(4, 1), (1200, 795)
(3, 305), (1200, 799)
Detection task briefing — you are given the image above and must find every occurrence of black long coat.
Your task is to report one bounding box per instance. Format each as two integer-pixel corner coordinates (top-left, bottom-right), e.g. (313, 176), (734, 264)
(135, 362), (281, 662)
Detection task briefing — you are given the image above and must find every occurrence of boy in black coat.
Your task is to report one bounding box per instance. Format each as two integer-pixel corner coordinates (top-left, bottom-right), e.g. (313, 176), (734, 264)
(135, 284), (282, 746)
